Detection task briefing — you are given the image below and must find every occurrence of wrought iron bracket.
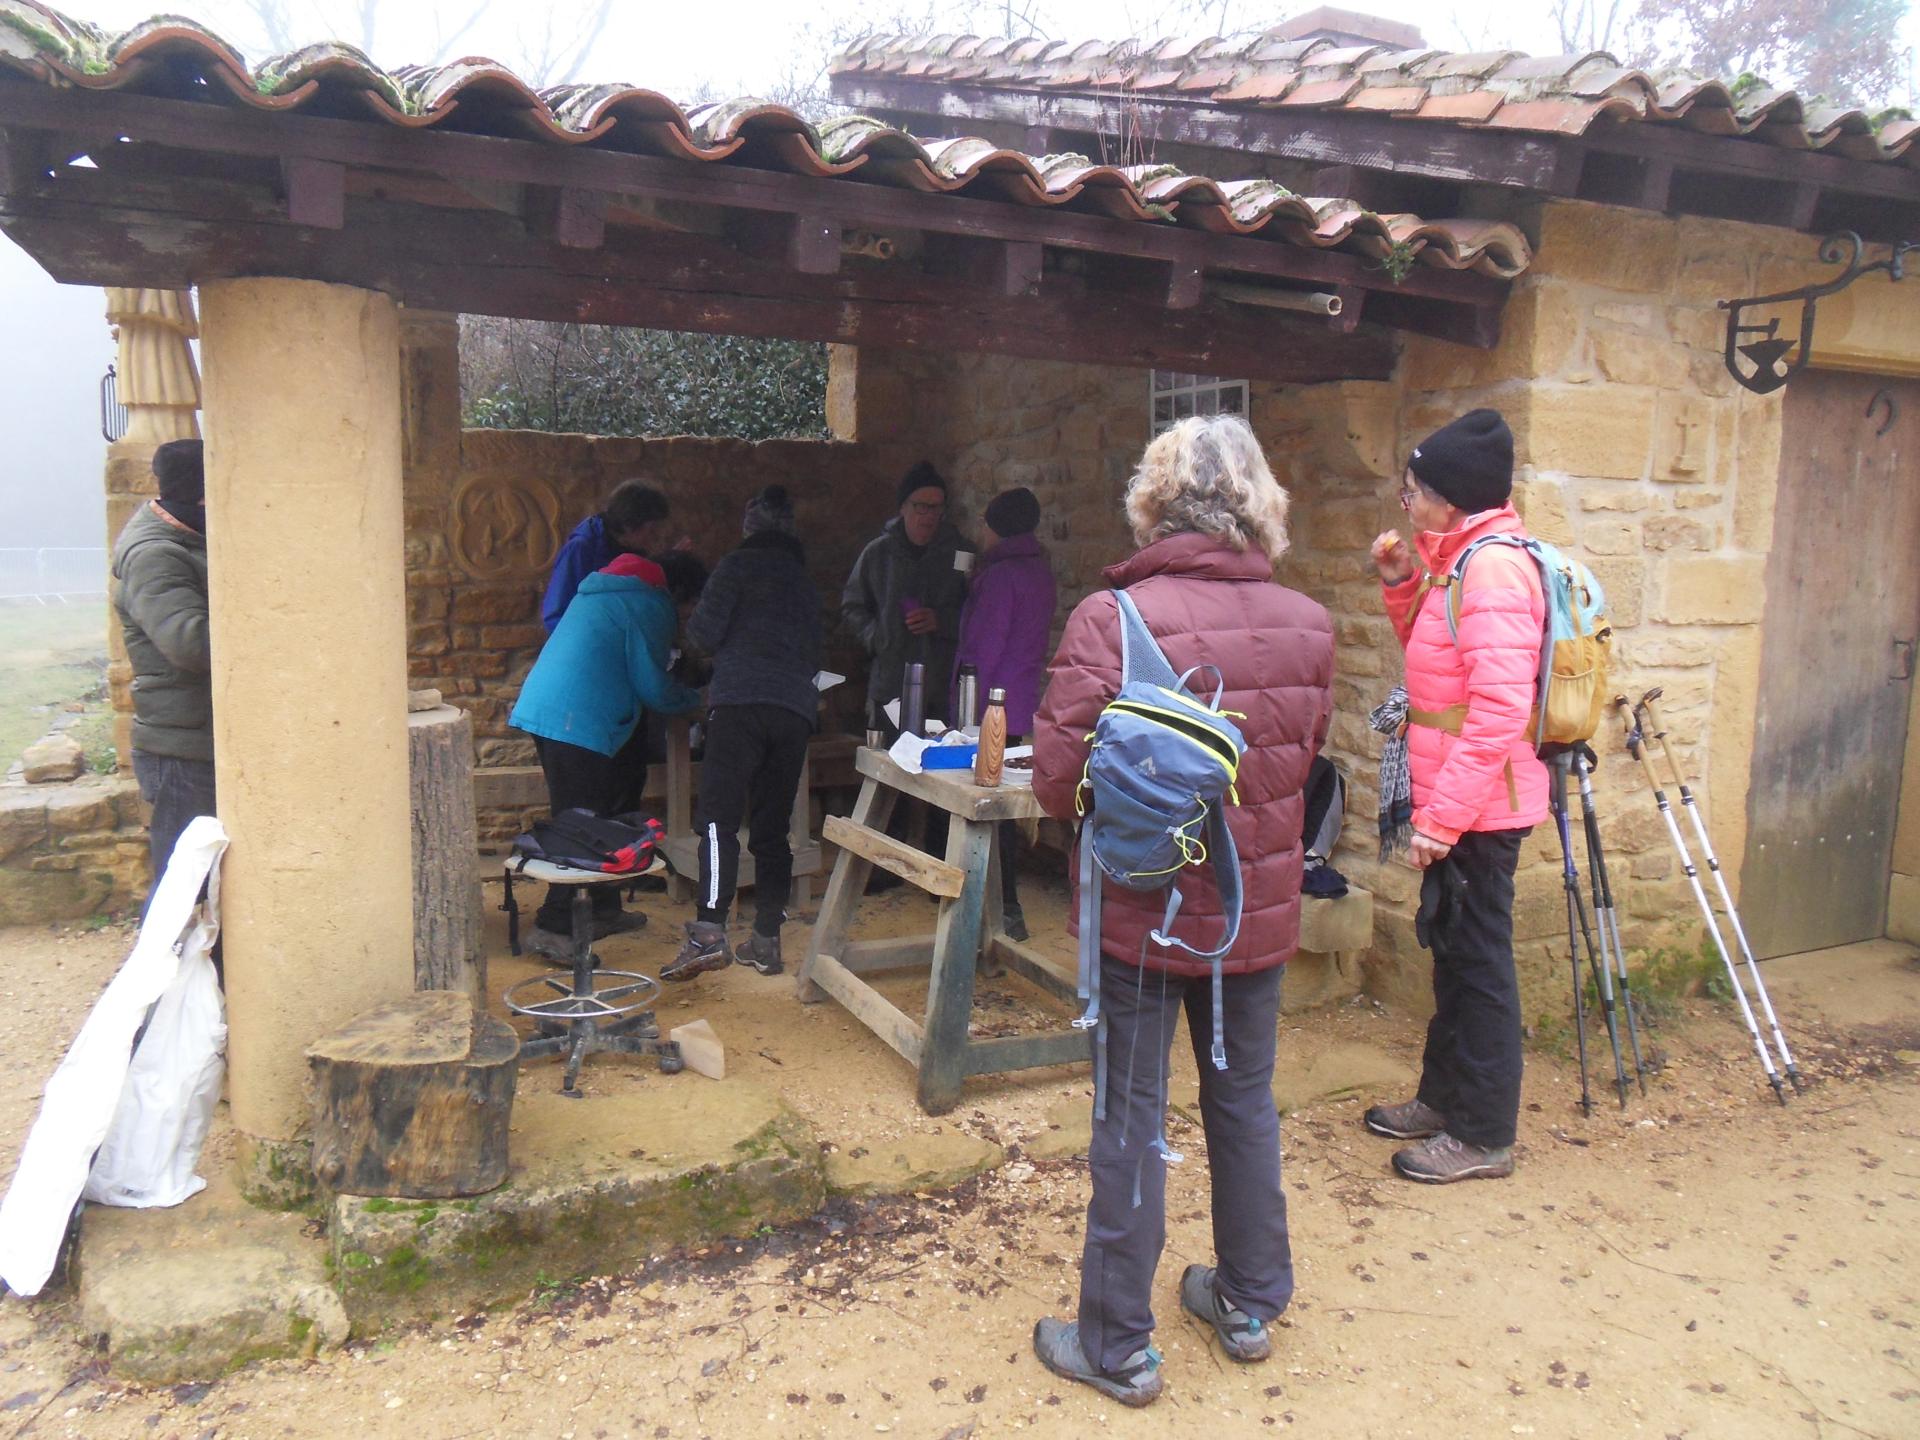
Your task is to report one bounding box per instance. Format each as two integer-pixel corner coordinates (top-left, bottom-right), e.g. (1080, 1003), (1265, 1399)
(1719, 232), (1918, 395)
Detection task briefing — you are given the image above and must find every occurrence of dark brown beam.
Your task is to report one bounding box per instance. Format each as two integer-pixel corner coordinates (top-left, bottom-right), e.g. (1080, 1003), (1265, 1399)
(925, 233), (1045, 297)
(0, 185), (1396, 383)
(0, 82), (1509, 309)
(1581, 118), (1916, 205)
(833, 76), (1584, 194)
(0, 128), (46, 194)
(789, 213), (842, 275)
(281, 156), (345, 229)
(525, 185), (606, 249)
(1166, 257), (1204, 309)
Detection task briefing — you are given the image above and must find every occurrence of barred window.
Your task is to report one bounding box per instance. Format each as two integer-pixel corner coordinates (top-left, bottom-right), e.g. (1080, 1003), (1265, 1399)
(1150, 372), (1248, 435)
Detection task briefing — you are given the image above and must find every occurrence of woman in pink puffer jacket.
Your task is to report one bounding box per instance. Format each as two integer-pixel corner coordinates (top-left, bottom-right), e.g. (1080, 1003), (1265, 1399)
(1364, 409), (1546, 1186)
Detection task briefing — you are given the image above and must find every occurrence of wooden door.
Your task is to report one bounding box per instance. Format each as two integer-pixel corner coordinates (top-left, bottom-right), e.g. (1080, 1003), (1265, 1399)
(1741, 372), (1920, 957)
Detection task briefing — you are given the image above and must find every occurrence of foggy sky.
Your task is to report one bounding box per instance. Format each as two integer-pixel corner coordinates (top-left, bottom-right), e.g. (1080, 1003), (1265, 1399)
(2, 0), (1912, 545)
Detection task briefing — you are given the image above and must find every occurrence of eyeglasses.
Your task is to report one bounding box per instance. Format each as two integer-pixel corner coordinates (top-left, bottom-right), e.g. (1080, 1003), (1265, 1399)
(907, 500), (946, 517)
(1397, 485), (1417, 512)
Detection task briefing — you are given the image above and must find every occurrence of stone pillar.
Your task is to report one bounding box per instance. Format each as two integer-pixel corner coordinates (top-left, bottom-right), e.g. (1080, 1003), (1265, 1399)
(199, 278), (414, 1201)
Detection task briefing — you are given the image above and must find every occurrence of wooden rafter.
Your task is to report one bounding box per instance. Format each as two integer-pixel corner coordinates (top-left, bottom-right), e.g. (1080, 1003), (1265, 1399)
(0, 163), (1397, 383)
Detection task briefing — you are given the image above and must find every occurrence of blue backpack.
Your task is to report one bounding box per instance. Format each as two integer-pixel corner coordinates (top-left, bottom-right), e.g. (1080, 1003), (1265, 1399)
(1074, 590), (1248, 1139)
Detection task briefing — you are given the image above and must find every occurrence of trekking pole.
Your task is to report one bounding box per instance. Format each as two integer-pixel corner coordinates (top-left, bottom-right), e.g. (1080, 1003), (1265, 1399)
(1571, 743), (1648, 1093)
(1614, 696), (1786, 1104)
(1636, 690), (1805, 1093)
(1551, 753), (1628, 1109)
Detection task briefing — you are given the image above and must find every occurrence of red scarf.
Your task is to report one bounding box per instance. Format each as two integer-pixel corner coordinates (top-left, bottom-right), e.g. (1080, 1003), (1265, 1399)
(599, 553), (665, 586)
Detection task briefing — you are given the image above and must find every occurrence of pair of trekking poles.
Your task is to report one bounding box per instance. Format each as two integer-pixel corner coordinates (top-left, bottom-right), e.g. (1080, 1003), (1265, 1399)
(1547, 689), (1803, 1112)
(1615, 690), (1804, 1104)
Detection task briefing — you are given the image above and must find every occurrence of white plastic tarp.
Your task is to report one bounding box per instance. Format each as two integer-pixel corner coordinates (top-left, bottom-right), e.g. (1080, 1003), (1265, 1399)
(0, 816), (229, 1296)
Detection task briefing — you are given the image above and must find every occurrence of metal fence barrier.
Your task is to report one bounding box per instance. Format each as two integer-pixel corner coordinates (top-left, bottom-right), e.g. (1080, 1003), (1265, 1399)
(0, 547), (109, 602)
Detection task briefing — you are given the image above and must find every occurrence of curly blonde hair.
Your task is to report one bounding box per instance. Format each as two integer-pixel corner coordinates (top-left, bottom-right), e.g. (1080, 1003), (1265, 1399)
(1124, 414), (1291, 561)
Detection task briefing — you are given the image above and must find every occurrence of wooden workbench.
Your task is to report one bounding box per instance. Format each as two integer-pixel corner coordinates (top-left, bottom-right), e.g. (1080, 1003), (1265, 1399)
(796, 746), (1091, 1114)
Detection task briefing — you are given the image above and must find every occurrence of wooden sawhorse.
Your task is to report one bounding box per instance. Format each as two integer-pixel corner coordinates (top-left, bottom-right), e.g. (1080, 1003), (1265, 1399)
(796, 746), (1090, 1114)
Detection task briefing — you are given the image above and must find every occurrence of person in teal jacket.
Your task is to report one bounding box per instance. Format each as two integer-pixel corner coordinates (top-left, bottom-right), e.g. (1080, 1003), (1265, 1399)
(511, 553), (704, 953)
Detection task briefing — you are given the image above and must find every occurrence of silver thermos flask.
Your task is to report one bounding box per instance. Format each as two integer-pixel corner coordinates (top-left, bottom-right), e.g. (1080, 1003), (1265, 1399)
(955, 664), (979, 735)
(902, 662), (926, 737)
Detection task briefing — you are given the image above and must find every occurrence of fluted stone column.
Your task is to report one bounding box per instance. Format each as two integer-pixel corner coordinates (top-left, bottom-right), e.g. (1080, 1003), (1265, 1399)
(198, 278), (413, 1202)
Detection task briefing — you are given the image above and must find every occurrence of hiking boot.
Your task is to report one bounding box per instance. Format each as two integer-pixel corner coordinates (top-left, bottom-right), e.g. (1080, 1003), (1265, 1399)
(1391, 1132), (1515, 1184)
(662, 921), (731, 983)
(1363, 1097), (1447, 1140)
(1031, 1318), (1163, 1408)
(1002, 902), (1030, 943)
(736, 932), (784, 976)
(592, 909), (648, 939)
(1179, 1265), (1271, 1363)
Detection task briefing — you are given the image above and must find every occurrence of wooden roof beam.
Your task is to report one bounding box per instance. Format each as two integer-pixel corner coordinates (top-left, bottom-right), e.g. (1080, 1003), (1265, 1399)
(0, 84), (1509, 311)
(0, 176), (1397, 382)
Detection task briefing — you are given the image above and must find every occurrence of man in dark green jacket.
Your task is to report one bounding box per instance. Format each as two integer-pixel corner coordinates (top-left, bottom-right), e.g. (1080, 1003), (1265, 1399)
(841, 462), (973, 733)
(112, 440), (213, 897)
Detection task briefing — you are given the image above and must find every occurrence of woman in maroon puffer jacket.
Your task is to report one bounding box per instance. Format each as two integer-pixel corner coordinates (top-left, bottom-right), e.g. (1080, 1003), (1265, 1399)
(1029, 415), (1334, 1407)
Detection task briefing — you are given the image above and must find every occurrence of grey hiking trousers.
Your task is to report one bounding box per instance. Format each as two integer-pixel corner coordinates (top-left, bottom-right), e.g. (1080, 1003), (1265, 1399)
(1076, 955), (1294, 1372)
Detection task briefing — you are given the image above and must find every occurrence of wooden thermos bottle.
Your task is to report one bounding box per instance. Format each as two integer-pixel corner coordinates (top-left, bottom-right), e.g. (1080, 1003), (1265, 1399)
(974, 687), (1007, 787)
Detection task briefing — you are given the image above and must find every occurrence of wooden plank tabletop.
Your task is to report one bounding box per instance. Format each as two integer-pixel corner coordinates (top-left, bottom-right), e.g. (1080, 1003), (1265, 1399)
(855, 746), (1049, 823)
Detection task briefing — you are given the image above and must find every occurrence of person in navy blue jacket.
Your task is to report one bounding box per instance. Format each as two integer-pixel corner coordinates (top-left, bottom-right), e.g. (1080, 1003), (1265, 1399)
(512, 552), (704, 955)
(541, 481), (673, 633)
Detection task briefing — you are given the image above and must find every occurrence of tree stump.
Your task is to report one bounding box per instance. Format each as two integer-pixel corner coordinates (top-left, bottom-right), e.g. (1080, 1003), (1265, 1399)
(409, 705), (483, 1005)
(308, 991), (517, 1198)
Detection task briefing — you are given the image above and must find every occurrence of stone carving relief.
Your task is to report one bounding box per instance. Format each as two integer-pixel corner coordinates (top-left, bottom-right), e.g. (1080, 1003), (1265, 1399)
(450, 475), (562, 579)
(104, 288), (201, 446)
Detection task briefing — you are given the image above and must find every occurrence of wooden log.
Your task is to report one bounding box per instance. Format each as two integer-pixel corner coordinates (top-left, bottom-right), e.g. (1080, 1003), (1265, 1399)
(307, 991), (518, 1198)
(409, 705), (483, 1005)
(823, 814), (966, 897)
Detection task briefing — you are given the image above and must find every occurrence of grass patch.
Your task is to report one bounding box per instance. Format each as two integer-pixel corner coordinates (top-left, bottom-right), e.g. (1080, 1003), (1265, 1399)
(0, 601), (111, 768)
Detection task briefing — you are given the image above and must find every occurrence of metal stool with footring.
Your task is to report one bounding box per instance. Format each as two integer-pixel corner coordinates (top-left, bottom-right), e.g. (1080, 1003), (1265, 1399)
(501, 857), (683, 1095)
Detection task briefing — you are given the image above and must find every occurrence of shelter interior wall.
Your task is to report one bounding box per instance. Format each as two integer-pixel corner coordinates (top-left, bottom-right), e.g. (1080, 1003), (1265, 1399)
(399, 314), (901, 844)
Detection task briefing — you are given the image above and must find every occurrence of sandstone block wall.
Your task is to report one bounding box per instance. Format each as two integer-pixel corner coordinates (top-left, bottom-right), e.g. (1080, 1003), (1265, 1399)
(0, 775), (147, 923)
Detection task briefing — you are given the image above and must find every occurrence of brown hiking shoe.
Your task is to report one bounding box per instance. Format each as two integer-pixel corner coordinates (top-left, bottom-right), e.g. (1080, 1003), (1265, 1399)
(1363, 1098), (1446, 1140)
(662, 921), (731, 983)
(1391, 1132), (1514, 1184)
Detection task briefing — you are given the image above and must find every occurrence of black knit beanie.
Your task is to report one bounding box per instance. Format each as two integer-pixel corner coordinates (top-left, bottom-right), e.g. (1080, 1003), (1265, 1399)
(152, 439), (206, 532)
(983, 487), (1040, 538)
(742, 484), (796, 537)
(1408, 409), (1514, 513)
(152, 439), (204, 505)
(896, 460), (946, 507)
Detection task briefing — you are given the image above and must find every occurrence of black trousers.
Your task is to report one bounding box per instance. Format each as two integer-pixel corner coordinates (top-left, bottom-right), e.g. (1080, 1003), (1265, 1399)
(694, 704), (812, 936)
(534, 735), (626, 930)
(1415, 827), (1529, 1149)
(1078, 957), (1294, 1372)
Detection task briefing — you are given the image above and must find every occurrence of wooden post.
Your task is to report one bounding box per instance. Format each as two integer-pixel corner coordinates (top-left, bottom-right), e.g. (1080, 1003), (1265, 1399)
(408, 705), (483, 1005)
(916, 813), (994, 1114)
(308, 991), (517, 1198)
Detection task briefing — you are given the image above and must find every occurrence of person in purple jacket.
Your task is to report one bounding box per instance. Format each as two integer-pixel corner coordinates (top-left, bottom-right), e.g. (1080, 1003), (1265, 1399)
(954, 486), (1057, 940)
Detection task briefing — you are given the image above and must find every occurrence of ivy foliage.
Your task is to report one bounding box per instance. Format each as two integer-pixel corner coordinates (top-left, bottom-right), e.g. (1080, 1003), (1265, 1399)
(461, 317), (830, 440)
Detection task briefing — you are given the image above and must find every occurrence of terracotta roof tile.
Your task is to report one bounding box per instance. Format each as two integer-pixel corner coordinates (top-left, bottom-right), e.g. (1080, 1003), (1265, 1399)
(1343, 85), (1427, 114)
(1275, 77), (1364, 108)
(1214, 72), (1298, 103)
(0, 2), (1532, 282)
(1416, 90), (1507, 124)
(832, 30), (1920, 174)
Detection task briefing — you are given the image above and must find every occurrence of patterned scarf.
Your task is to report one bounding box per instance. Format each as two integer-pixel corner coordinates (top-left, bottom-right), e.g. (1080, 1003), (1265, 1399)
(1369, 686), (1413, 863)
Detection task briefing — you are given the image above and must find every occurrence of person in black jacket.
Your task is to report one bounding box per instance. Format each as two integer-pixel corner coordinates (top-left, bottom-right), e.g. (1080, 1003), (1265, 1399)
(665, 486), (823, 982)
